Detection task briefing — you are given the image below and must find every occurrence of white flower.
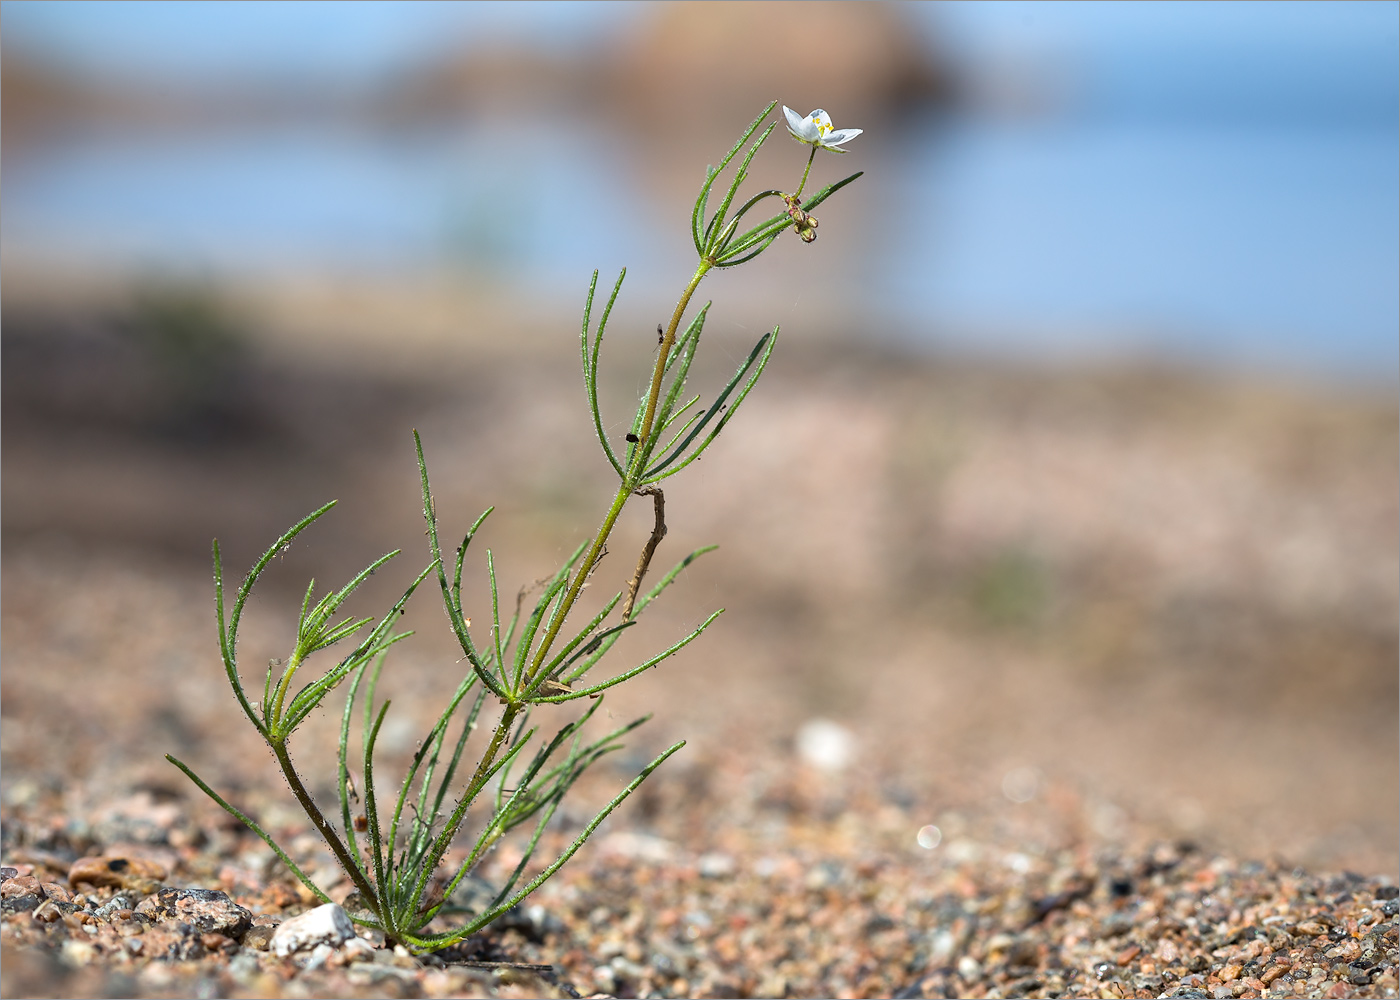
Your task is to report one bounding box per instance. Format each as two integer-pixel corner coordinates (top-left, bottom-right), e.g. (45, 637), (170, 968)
(782, 106), (862, 153)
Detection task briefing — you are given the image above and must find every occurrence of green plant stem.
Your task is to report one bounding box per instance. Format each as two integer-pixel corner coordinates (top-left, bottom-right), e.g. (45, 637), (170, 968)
(637, 261), (712, 458)
(462, 702), (519, 802)
(524, 261), (712, 685)
(269, 654), (302, 728)
(795, 147), (816, 198)
(270, 737), (382, 910)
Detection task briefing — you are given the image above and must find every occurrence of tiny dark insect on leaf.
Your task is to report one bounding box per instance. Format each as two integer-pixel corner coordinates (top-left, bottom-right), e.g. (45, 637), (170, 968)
(656, 323), (664, 345)
(626, 433), (639, 442)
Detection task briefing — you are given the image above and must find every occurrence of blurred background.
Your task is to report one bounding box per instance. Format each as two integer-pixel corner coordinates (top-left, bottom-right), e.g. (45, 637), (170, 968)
(3, 1), (1397, 875)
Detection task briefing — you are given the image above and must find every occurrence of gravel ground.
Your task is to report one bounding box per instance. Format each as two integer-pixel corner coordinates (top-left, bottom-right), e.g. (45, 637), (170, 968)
(3, 312), (1396, 998)
(2, 767), (1398, 1000)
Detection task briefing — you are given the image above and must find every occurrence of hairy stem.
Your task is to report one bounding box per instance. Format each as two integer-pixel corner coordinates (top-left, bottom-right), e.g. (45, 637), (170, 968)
(636, 263), (711, 459)
(463, 703), (520, 800)
(270, 738), (381, 910)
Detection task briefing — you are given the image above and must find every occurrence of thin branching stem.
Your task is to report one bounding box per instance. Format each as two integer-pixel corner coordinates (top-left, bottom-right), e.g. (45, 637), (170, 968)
(269, 737), (381, 908)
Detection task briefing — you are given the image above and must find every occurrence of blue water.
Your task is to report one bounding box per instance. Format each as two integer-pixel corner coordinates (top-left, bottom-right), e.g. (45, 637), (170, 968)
(6, 113), (1395, 382)
(882, 118), (1399, 376)
(2, 122), (648, 278)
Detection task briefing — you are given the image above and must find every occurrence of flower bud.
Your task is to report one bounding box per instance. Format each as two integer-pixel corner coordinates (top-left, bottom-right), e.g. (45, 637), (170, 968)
(784, 194), (819, 243)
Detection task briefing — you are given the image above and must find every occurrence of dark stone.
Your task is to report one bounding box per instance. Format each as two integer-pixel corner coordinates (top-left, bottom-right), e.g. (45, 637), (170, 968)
(865, 914), (897, 934)
(1380, 900), (1398, 917)
(1005, 977), (1041, 998)
(2, 894), (41, 914)
(1226, 925), (1262, 944)
(1029, 876), (1094, 925)
(1376, 886), (1400, 900)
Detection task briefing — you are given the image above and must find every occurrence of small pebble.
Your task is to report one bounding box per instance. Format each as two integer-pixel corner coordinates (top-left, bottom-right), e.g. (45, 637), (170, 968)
(68, 856), (168, 892)
(135, 887), (251, 939)
(270, 903), (356, 957)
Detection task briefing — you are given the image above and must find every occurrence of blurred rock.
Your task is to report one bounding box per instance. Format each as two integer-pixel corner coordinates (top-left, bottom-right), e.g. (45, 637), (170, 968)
(68, 855), (168, 893)
(606, 1), (952, 138)
(375, 2), (954, 158)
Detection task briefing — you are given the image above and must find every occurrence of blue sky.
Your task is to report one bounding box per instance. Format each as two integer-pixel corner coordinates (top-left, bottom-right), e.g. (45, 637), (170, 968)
(5, 1), (1395, 85)
(1, 1), (631, 82)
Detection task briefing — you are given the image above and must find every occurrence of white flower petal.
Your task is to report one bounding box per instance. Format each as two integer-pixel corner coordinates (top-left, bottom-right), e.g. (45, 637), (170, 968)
(822, 128), (862, 146)
(783, 105), (819, 142)
(809, 109), (834, 132)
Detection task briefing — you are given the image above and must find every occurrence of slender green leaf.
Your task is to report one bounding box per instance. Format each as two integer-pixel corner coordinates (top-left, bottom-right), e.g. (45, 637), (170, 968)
(520, 591), (623, 698)
(416, 434), (506, 699)
(718, 170), (864, 265)
(704, 121), (779, 258)
(212, 540), (265, 735)
(583, 269), (627, 479)
(692, 166), (717, 255)
(362, 699), (392, 898)
(539, 619), (635, 689)
(644, 330), (774, 479)
(228, 501), (338, 665)
(691, 100), (775, 255)
(167, 755), (339, 912)
(544, 609), (721, 700)
(409, 740), (686, 951)
(415, 731), (535, 912)
(645, 331), (775, 482)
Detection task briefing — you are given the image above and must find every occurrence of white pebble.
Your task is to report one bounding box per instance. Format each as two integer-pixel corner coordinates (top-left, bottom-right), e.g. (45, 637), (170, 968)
(301, 942), (334, 971)
(796, 719), (855, 771)
(340, 936), (377, 961)
(271, 902), (355, 957)
(698, 852), (736, 878)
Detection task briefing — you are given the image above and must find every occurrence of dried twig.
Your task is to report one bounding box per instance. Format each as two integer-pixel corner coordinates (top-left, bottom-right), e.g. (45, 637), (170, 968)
(622, 489), (666, 619)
